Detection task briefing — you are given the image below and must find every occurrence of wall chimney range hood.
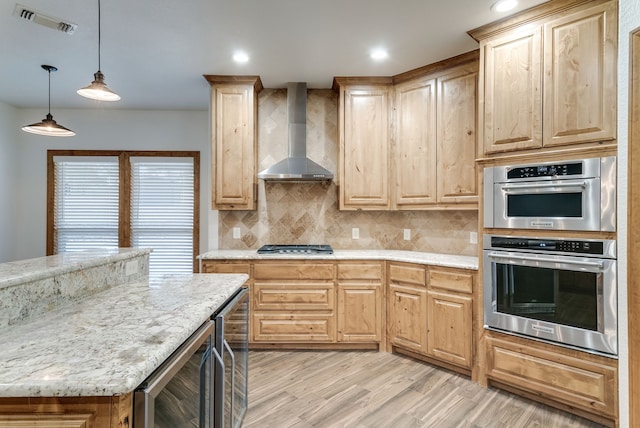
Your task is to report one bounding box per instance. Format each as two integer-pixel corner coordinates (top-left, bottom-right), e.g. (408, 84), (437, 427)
(258, 82), (334, 181)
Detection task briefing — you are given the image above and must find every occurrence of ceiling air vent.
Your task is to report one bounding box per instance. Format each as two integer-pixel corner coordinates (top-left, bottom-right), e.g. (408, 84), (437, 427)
(13, 4), (77, 35)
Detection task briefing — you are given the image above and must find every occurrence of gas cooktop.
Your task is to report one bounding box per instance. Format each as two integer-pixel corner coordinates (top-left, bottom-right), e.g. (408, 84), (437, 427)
(257, 244), (334, 255)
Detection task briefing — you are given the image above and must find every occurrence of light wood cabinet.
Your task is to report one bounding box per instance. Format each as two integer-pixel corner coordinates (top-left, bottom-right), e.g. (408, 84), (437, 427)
(427, 268), (474, 369)
(388, 263), (428, 353)
(334, 78), (392, 210)
(471, 0), (617, 157)
(252, 262), (336, 343)
(0, 394), (132, 428)
(485, 335), (617, 425)
(337, 262), (384, 342)
(204, 75), (262, 210)
(542, 1), (617, 147)
(394, 77), (438, 207)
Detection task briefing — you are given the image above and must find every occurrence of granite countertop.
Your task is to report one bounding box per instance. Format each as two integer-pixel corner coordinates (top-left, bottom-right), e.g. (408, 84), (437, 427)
(0, 248), (152, 291)
(198, 249), (478, 270)
(0, 273), (247, 397)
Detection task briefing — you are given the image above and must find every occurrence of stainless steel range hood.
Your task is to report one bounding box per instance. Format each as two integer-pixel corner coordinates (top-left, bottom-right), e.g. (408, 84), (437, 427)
(258, 82), (334, 181)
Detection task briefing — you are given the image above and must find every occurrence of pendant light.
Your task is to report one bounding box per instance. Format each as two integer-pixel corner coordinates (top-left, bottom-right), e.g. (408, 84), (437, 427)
(22, 65), (76, 137)
(77, 0), (120, 101)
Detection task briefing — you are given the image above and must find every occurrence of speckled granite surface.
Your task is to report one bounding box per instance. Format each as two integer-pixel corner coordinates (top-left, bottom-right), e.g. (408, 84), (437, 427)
(0, 273), (247, 397)
(198, 249), (478, 270)
(0, 249), (151, 327)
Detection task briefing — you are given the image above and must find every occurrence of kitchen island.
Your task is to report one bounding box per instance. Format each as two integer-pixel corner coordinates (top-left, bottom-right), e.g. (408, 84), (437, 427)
(0, 250), (248, 427)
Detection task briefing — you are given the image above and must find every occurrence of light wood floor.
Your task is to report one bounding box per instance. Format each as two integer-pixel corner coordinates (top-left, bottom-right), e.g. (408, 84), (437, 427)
(244, 350), (605, 428)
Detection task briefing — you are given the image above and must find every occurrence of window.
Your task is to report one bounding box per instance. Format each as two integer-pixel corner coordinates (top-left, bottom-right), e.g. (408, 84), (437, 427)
(47, 151), (200, 276)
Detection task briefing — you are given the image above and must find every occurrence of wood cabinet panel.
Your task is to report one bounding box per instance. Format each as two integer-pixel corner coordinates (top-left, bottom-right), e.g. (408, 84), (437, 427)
(252, 313), (335, 342)
(337, 263), (383, 280)
(208, 78), (261, 210)
(340, 85), (391, 209)
(337, 285), (382, 342)
(427, 290), (472, 368)
(481, 26), (543, 154)
(436, 68), (478, 205)
(388, 283), (427, 353)
(253, 283), (334, 311)
(394, 78), (437, 207)
(485, 336), (617, 419)
(543, 1), (617, 147)
(389, 264), (426, 286)
(429, 268), (474, 294)
(200, 261), (250, 275)
(253, 263), (334, 280)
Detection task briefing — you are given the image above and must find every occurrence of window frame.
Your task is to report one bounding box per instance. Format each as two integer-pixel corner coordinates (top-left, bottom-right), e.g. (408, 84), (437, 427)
(46, 150), (200, 272)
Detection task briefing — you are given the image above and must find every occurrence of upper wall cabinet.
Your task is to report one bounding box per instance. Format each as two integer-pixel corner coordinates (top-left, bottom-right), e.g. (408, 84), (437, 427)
(470, 0), (618, 157)
(333, 52), (479, 211)
(204, 75), (263, 210)
(334, 78), (393, 210)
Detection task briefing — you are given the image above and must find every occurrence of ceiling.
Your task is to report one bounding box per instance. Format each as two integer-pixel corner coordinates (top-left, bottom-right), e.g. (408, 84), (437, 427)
(0, 0), (547, 111)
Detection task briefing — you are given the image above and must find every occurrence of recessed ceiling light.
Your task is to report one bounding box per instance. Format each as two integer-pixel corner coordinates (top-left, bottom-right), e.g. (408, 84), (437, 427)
(233, 51), (249, 63)
(370, 48), (388, 61)
(491, 0), (518, 13)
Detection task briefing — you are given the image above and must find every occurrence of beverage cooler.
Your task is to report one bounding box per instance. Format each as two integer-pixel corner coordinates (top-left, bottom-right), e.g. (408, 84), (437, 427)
(134, 288), (249, 428)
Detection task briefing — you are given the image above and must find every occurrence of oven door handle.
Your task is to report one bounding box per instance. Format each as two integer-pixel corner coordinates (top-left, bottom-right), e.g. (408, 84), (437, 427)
(500, 181), (587, 193)
(487, 252), (605, 270)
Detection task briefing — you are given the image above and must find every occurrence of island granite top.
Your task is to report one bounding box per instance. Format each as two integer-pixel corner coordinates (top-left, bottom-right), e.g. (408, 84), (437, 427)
(198, 249), (478, 270)
(0, 273), (247, 397)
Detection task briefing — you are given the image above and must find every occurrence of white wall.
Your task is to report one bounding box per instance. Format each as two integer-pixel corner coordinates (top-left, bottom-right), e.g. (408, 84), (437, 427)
(617, 0), (639, 426)
(11, 107), (214, 260)
(0, 102), (18, 262)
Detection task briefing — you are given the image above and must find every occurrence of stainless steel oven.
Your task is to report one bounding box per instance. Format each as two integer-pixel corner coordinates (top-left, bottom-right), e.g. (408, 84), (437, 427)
(483, 235), (617, 355)
(484, 157), (616, 232)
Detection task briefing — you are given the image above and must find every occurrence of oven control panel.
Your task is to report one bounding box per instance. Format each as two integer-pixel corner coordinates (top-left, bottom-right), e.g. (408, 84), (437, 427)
(489, 236), (604, 255)
(506, 162), (583, 179)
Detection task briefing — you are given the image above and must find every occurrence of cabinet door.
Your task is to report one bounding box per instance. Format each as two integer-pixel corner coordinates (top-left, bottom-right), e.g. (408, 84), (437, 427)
(394, 78), (437, 208)
(340, 86), (391, 210)
(481, 26), (543, 154)
(543, 1), (617, 147)
(436, 68), (478, 205)
(427, 290), (472, 368)
(337, 285), (382, 342)
(211, 83), (258, 210)
(388, 283), (427, 353)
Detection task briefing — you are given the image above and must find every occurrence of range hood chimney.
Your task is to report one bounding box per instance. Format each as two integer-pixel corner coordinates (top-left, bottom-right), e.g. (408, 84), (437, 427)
(257, 82), (334, 181)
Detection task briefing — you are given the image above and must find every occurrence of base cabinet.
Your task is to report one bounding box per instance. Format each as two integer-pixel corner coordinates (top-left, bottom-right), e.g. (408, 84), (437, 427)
(337, 262), (383, 342)
(427, 290), (472, 368)
(485, 335), (618, 426)
(388, 263), (428, 353)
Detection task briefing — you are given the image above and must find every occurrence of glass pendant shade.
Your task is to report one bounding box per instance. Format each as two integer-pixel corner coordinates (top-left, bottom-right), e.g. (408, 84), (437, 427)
(22, 65), (75, 137)
(77, 70), (120, 101)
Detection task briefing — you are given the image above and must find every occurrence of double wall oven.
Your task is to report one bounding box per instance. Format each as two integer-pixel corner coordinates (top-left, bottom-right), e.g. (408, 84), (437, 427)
(482, 157), (617, 356)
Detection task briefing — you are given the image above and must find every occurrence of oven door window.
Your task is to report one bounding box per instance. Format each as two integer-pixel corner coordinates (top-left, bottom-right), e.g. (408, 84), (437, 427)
(506, 192), (583, 217)
(496, 263), (599, 331)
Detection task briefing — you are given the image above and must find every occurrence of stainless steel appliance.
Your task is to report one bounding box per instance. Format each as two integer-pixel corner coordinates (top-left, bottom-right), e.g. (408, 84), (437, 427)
(484, 156), (616, 232)
(134, 288), (249, 428)
(483, 235), (617, 355)
(257, 244), (334, 254)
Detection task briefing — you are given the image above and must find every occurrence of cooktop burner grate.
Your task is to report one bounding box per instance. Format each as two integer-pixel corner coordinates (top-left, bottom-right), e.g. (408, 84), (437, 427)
(257, 244), (334, 254)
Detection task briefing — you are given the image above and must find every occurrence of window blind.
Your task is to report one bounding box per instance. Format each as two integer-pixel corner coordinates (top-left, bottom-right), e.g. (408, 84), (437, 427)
(53, 158), (120, 252)
(130, 157), (195, 277)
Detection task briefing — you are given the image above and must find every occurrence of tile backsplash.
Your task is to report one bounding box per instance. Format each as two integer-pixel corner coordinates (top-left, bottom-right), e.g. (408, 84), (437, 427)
(218, 88), (478, 256)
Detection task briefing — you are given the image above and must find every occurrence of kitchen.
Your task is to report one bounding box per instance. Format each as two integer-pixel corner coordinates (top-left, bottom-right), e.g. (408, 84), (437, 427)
(0, 0), (638, 427)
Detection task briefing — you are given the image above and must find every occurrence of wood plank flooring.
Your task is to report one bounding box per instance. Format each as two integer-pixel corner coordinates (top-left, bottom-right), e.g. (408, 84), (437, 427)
(244, 350), (605, 428)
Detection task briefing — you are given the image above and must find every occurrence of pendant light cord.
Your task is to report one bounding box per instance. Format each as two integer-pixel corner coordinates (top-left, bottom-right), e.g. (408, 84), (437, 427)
(97, 0), (101, 71)
(47, 67), (51, 115)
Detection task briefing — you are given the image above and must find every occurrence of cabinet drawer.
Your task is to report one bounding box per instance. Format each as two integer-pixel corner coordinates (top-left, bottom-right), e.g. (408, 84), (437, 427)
(337, 262), (383, 280)
(429, 268), (473, 294)
(253, 263), (334, 280)
(253, 283), (335, 311)
(252, 313), (336, 342)
(201, 262), (250, 275)
(389, 264), (426, 286)
(486, 337), (617, 418)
